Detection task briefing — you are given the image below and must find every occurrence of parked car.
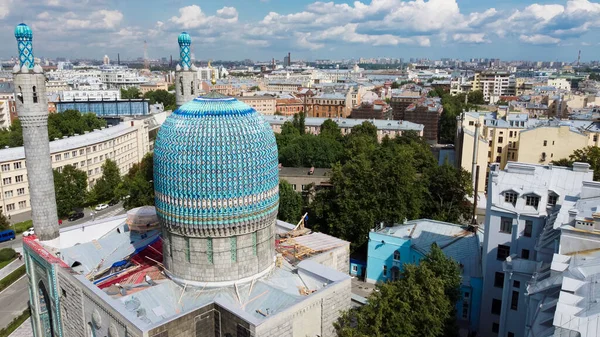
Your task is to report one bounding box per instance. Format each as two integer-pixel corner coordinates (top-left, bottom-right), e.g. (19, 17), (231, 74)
(108, 199), (119, 206)
(95, 204), (109, 211)
(68, 212), (84, 221)
(22, 227), (35, 237)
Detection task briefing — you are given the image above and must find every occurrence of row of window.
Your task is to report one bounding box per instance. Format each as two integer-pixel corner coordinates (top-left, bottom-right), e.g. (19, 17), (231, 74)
(0, 162), (23, 172)
(2, 200), (27, 212)
(500, 218), (533, 237)
(2, 188), (26, 199)
(52, 133), (135, 163)
(2, 175), (24, 185)
(504, 192), (557, 208)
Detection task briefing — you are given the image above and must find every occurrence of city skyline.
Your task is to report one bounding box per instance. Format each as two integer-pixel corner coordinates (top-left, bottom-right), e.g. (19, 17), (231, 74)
(1, 0), (600, 62)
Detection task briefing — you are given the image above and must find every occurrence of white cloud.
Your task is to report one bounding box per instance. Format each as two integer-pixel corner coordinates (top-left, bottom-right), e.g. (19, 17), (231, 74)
(519, 34), (561, 45)
(452, 33), (490, 44)
(0, 0), (11, 19)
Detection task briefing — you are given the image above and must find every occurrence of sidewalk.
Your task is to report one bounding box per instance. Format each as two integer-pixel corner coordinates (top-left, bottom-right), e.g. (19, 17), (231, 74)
(8, 317), (31, 337)
(0, 260), (24, 280)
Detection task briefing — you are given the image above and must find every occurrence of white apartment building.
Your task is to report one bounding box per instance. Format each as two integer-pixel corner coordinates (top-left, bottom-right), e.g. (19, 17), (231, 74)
(237, 95), (277, 115)
(60, 90), (121, 101)
(0, 99), (12, 129)
(473, 71), (516, 102)
(0, 122), (150, 217)
(480, 162), (593, 337)
(547, 78), (571, 92)
(99, 65), (147, 90)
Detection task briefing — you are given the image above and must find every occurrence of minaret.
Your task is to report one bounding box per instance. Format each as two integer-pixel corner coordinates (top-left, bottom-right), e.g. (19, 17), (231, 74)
(175, 32), (197, 107)
(12, 23), (60, 246)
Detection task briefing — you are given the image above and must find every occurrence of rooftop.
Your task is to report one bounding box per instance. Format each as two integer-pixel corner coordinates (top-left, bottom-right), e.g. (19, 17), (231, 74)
(265, 115), (424, 132)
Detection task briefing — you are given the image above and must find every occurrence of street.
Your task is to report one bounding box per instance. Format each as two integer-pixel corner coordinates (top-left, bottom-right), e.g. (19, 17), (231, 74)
(0, 276), (28, 330)
(0, 202), (126, 250)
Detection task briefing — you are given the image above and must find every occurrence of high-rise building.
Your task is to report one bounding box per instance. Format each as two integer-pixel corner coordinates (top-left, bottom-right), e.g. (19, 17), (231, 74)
(12, 23), (60, 246)
(103, 54), (110, 65)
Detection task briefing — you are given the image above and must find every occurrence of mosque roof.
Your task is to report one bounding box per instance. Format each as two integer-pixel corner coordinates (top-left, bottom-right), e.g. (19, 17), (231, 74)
(153, 93), (279, 231)
(177, 32), (191, 45)
(14, 23), (32, 40)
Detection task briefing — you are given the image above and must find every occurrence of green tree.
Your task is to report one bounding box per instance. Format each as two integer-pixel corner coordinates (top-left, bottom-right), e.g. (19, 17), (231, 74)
(120, 154), (155, 209)
(144, 90), (177, 111)
(90, 159), (121, 204)
(422, 164), (473, 223)
(551, 158), (573, 167)
(568, 146), (600, 180)
(0, 211), (9, 230)
(292, 112), (306, 134)
(391, 81), (400, 89)
(168, 84), (175, 91)
(335, 246), (458, 337)
(120, 87), (141, 99)
(467, 90), (485, 104)
(320, 119), (342, 141)
(278, 181), (303, 223)
(53, 165), (88, 217)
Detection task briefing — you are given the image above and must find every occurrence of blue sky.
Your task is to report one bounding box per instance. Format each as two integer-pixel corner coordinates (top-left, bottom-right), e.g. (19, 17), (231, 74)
(1, 0), (600, 62)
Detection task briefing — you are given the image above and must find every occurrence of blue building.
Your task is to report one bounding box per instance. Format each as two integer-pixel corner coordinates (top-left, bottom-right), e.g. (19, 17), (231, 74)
(366, 219), (483, 335)
(55, 99), (150, 116)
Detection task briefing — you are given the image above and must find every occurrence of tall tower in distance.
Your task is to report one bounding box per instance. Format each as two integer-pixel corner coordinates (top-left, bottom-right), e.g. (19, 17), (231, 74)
(175, 32), (197, 107)
(12, 23), (60, 246)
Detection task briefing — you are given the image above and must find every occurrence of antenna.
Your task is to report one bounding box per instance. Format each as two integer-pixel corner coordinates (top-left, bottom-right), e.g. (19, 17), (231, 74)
(144, 40), (149, 69)
(577, 50), (581, 68)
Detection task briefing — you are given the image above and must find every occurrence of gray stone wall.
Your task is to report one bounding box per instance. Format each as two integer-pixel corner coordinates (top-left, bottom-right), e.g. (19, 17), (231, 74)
(255, 278), (352, 337)
(164, 223), (275, 283)
(57, 271), (85, 337)
(175, 71), (197, 106)
(14, 73), (59, 242)
(307, 244), (350, 275)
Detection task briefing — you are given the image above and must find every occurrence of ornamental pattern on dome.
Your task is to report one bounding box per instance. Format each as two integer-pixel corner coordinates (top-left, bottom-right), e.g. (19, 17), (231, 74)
(14, 23), (34, 69)
(178, 32), (191, 69)
(154, 95), (279, 236)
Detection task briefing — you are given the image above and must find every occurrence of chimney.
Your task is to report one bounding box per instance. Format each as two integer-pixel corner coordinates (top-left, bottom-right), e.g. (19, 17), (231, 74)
(573, 162), (591, 173)
(568, 208), (578, 224)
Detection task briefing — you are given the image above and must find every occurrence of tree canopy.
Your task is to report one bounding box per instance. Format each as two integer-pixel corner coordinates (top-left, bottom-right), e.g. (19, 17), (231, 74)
(335, 244), (461, 337)
(120, 87), (141, 99)
(53, 165), (88, 217)
(278, 181), (303, 223)
(120, 154), (155, 209)
(90, 159), (122, 204)
(0, 110), (106, 148)
(0, 211), (9, 230)
(143, 89), (176, 111)
(554, 146), (600, 181)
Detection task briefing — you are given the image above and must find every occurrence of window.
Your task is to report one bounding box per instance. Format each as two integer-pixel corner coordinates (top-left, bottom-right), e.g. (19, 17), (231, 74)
(497, 146), (502, 154)
(17, 188), (25, 195)
(393, 250), (401, 261)
(526, 195), (540, 208)
(497, 245), (510, 261)
(469, 121), (474, 126)
(15, 175), (23, 183)
(18, 201), (26, 209)
(500, 217), (512, 234)
(522, 249), (530, 260)
(492, 323), (499, 333)
(543, 140), (548, 146)
(509, 131), (513, 137)
(88, 170), (92, 175)
(72, 151), (77, 157)
(491, 299), (502, 315)
(352, 265), (358, 272)
(513, 280), (520, 289)
(4, 191), (13, 198)
(498, 137), (503, 144)
(1, 164), (9, 172)
(13, 162), (21, 169)
(494, 272), (505, 288)
(93, 146), (97, 152)
(524, 220), (533, 237)
(95, 168), (99, 174)
(32, 86), (38, 103)
(79, 149), (84, 155)
(505, 192), (517, 205)
(3, 178), (11, 185)
(55, 154), (61, 161)
(594, 135), (598, 142)
(383, 265), (388, 277)
(6, 204), (14, 211)
(511, 291), (519, 310)
(548, 194), (558, 206)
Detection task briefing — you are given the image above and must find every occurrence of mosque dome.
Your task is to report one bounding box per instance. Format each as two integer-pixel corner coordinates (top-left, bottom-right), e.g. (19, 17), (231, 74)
(14, 23), (33, 40)
(177, 32), (191, 46)
(154, 92), (279, 237)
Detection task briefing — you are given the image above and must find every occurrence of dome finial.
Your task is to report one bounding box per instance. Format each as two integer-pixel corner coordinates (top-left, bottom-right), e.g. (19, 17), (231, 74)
(14, 23), (34, 69)
(208, 60), (216, 86)
(177, 32), (192, 70)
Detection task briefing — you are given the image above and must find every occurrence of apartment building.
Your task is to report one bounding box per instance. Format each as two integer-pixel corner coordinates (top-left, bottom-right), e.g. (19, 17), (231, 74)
(0, 99), (12, 129)
(473, 71), (516, 102)
(390, 91), (422, 120)
(479, 162), (593, 337)
(139, 82), (169, 95)
(237, 95), (277, 115)
(306, 92), (348, 118)
(0, 122), (150, 217)
(60, 90), (121, 101)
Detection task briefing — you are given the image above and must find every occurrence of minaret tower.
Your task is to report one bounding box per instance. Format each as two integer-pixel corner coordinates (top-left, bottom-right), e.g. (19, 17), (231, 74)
(12, 23), (60, 246)
(175, 32), (197, 107)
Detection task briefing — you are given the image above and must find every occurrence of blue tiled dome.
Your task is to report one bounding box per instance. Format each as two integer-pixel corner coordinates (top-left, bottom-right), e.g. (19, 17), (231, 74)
(154, 93), (279, 233)
(14, 23), (32, 40)
(178, 32), (191, 46)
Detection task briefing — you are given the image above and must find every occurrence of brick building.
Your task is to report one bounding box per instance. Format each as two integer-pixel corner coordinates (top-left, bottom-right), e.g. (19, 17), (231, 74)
(350, 100), (390, 119)
(403, 97), (443, 142)
(390, 92), (422, 120)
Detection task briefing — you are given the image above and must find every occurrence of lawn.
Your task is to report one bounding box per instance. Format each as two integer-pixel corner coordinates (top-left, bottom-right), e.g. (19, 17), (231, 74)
(0, 308), (30, 337)
(0, 265), (25, 293)
(0, 257), (15, 270)
(11, 220), (32, 234)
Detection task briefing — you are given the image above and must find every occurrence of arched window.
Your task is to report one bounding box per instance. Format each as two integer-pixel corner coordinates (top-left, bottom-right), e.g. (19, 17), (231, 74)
(393, 250), (401, 261)
(32, 86), (38, 103)
(383, 265), (388, 277)
(17, 86), (23, 103)
(179, 77), (183, 95)
(191, 81), (194, 95)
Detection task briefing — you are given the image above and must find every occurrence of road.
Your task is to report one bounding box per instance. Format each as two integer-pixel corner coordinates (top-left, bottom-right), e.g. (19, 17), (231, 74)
(0, 202), (126, 250)
(0, 276), (28, 330)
